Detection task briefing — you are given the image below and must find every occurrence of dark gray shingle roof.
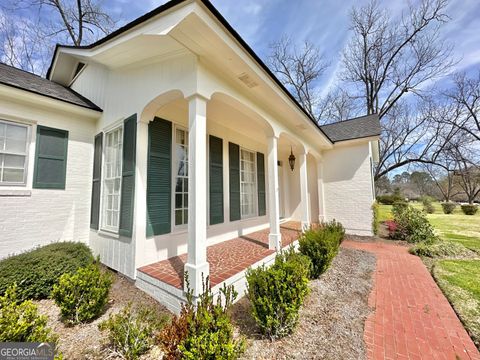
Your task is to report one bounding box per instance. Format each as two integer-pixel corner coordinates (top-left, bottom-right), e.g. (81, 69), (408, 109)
(320, 114), (381, 143)
(0, 63), (101, 111)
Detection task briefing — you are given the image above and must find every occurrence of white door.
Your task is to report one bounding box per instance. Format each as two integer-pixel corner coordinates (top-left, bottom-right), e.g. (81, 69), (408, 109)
(278, 162), (285, 219)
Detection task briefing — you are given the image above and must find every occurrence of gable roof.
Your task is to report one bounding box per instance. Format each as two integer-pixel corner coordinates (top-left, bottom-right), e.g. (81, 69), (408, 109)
(320, 114), (381, 143)
(0, 62), (102, 111)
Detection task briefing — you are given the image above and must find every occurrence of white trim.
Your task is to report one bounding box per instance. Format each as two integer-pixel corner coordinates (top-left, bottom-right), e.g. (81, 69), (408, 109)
(0, 119), (31, 187)
(239, 146), (258, 219)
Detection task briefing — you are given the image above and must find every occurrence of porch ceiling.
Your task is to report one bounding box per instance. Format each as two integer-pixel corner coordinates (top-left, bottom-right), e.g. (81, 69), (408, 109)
(137, 222), (302, 289)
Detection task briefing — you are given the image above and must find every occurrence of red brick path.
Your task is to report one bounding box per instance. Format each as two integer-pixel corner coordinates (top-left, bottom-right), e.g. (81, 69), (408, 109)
(138, 222), (301, 289)
(343, 240), (480, 360)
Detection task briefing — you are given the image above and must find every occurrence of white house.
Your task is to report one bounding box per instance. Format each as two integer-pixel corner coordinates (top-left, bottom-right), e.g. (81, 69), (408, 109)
(0, 0), (380, 312)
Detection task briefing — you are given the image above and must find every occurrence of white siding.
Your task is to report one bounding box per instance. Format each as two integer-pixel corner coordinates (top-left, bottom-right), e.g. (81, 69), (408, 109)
(322, 142), (374, 236)
(0, 96), (96, 258)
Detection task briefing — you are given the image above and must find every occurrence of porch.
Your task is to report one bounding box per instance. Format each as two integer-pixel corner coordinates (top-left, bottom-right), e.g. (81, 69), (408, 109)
(136, 221), (302, 313)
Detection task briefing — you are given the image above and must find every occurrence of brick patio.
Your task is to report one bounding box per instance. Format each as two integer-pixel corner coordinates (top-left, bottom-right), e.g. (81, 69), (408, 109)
(138, 221), (302, 289)
(343, 240), (480, 360)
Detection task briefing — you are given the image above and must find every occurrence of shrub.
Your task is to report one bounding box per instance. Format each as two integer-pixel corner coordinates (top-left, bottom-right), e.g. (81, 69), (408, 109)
(246, 248), (310, 340)
(0, 242), (94, 302)
(51, 263), (112, 324)
(461, 204), (478, 215)
(376, 193), (404, 205)
(409, 241), (472, 258)
(159, 276), (244, 360)
(372, 202), (379, 235)
(99, 303), (169, 360)
(391, 205), (438, 243)
(322, 219), (346, 243)
(0, 285), (57, 344)
(298, 223), (343, 279)
(421, 196), (436, 214)
(441, 202), (457, 214)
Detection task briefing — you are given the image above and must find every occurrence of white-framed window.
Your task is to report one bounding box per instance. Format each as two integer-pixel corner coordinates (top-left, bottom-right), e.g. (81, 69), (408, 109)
(102, 126), (123, 232)
(173, 127), (189, 227)
(0, 120), (29, 185)
(240, 148), (257, 218)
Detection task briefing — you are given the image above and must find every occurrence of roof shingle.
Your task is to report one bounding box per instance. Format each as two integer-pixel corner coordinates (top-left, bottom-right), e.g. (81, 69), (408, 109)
(320, 114), (381, 143)
(0, 63), (101, 111)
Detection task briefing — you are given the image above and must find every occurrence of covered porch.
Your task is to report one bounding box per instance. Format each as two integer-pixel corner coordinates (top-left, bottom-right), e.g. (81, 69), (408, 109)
(136, 222), (302, 313)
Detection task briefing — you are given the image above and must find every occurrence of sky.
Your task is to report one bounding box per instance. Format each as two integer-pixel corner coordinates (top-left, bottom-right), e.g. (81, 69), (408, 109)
(105, 0), (480, 93)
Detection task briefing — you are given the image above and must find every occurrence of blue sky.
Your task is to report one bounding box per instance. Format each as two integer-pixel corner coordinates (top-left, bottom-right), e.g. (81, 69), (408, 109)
(107, 0), (480, 92)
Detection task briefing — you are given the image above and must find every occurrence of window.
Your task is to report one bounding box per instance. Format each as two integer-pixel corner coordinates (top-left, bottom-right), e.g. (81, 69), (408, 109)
(102, 126), (123, 232)
(240, 148), (257, 218)
(174, 127), (188, 226)
(0, 120), (29, 185)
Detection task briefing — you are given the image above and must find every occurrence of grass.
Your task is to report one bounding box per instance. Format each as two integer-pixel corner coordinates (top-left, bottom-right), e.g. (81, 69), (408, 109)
(433, 260), (480, 348)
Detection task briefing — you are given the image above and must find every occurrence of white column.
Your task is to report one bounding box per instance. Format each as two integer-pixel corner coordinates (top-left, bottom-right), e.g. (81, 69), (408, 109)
(133, 120), (149, 277)
(267, 135), (281, 251)
(299, 151), (310, 230)
(317, 159), (326, 222)
(184, 95), (209, 296)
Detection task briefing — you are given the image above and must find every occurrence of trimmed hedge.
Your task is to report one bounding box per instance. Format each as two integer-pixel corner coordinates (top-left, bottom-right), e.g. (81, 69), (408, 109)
(298, 221), (344, 278)
(376, 194), (404, 205)
(246, 248), (311, 340)
(461, 204), (478, 215)
(441, 202), (457, 214)
(0, 242), (94, 302)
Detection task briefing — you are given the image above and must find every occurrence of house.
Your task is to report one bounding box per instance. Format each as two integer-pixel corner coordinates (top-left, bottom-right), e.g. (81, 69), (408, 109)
(0, 0), (380, 312)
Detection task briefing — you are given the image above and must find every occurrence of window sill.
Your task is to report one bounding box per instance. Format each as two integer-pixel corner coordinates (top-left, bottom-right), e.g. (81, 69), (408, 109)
(0, 189), (32, 197)
(98, 230), (120, 239)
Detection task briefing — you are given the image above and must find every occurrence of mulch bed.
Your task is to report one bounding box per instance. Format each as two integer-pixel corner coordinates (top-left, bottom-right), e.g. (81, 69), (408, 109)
(35, 271), (171, 360)
(231, 246), (376, 360)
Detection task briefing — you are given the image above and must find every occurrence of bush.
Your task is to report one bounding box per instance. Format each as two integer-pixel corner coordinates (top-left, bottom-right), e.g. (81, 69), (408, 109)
(421, 196), (436, 214)
(0, 284), (57, 344)
(372, 202), (379, 235)
(461, 204), (478, 215)
(99, 303), (169, 360)
(0, 242), (94, 302)
(376, 193), (404, 205)
(159, 276), (244, 360)
(298, 222), (343, 279)
(51, 263), (112, 324)
(441, 202), (457, 214)
(245, 248), (310, 340)
(409, 241), (472, 258)
(391, 205), (438, 243)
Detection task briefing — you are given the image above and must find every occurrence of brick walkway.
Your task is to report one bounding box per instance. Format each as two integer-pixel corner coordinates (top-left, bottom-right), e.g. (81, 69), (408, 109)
(343, 240), (480, 360)
(138, 222), (301, 289)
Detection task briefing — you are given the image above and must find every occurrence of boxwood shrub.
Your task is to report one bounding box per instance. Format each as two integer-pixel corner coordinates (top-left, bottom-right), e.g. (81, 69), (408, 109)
(441, 202), (457, 214)
(298, 221), (344, 279)
(52, 263), (112, 324)
(245, 248), (311, 340)
(0, 242), (94, 302)
(461, 204), (478, 215)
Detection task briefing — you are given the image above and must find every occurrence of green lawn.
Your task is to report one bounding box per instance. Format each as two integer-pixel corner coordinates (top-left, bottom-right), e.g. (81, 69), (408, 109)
(433, 260), (480, 348)
(378, 202), (480, 252)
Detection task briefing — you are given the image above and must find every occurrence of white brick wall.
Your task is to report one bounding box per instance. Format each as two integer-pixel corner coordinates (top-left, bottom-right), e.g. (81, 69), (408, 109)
(0, 96), (96, 258)
(322, 142), (374, 236)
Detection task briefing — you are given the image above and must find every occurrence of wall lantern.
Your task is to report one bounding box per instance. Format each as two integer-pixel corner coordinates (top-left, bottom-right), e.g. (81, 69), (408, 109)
(288, 147), (296, 171)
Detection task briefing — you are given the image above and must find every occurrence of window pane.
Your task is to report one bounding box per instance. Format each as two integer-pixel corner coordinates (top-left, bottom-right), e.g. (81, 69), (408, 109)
(174, 128), (188, 226)
(175, 178), (182, 192)
(175, 194), (182, 208)
(4, 154), (25, 168)
(175, 210), (183, 225)
(240, 149), (256, 218)
(3, 168), (24, 182)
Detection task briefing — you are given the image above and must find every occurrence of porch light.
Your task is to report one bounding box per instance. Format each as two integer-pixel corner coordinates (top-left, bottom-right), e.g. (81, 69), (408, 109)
(288, 147), (296, 171)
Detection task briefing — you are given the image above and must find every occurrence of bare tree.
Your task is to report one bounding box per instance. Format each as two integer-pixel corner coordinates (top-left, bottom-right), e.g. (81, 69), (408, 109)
(1, 0), (116, 74)
(449, 138), (480, 204)
(318, 87), (359, 124)
(268, 36), (329, 120)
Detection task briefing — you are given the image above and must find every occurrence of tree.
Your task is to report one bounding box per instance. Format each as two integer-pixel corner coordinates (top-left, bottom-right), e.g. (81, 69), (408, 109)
(268, 36), (329, 121)
(1, 0), (116, 74)
(449, 138), (480, 204)
(341, 0), (456, 179)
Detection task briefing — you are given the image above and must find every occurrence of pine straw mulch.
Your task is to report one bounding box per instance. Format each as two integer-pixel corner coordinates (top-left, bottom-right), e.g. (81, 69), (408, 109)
(34, 271), (171, 360)
(231, 246), (376, 360)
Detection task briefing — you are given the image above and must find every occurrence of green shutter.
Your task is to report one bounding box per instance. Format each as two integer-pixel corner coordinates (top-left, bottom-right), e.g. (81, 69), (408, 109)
(90, 132), (103, 230)
(229, 142), (240, 221)
(209, 136), (224, 225)
(119, 114), (137, 238)
(33, 125), (68, 189)
(146, 117), (172, 237)
(257, 152), (266, 216)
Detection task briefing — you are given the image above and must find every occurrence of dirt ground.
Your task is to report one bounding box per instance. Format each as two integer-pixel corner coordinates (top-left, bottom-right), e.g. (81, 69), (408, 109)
(35, 272), (171, 359)
(231, 246), (376, 360)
